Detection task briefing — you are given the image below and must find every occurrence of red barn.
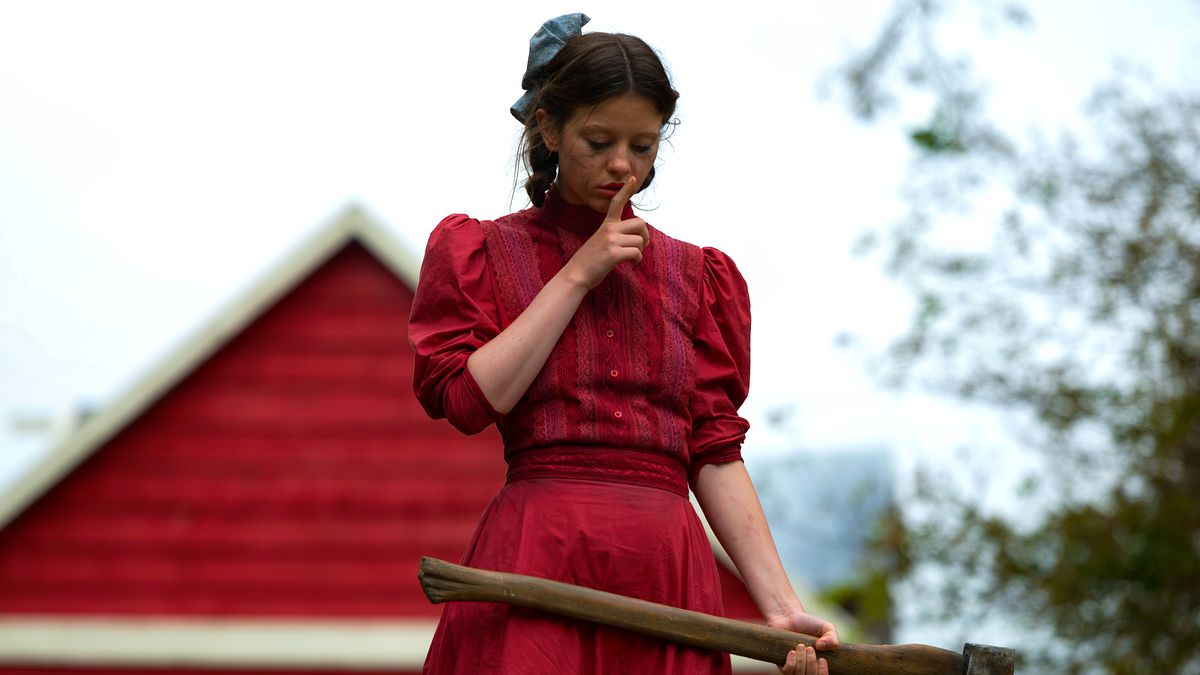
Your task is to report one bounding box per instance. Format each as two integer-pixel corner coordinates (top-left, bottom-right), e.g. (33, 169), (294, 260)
(0, 205), (822, 673)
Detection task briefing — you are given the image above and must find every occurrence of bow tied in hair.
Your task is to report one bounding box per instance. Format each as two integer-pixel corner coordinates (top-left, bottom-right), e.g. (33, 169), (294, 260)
(510, 13), (590, 122)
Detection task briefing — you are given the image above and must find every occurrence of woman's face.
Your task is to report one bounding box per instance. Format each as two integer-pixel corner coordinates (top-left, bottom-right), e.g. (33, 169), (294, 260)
(538, 94), (662, 214)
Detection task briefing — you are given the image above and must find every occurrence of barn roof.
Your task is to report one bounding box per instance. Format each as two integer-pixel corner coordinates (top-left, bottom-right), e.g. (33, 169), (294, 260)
(0, 204), (418, 531)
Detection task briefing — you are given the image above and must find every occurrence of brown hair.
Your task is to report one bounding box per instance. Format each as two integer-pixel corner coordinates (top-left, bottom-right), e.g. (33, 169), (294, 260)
(517, 32), (680, 207)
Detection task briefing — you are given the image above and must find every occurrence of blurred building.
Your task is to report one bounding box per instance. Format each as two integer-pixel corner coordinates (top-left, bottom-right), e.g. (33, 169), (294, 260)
(750, 448), (895, 642)
(0, 206), (840, 673)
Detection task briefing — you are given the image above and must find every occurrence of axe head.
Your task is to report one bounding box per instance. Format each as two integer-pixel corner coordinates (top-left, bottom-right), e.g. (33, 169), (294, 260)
(962, 643), (1016, 674)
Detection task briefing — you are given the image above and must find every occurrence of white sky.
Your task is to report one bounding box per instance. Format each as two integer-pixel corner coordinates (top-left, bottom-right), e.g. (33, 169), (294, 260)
(1, 0), (1196, 646)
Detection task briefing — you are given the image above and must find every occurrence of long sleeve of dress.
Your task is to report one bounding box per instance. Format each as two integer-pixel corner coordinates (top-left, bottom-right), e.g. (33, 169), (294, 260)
(409, 214), (504, 435)
(687, 247), (752, 484)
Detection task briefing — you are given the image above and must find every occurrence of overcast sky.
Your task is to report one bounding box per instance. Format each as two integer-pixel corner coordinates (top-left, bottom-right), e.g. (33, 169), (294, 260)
(1, 0), (1196, 643)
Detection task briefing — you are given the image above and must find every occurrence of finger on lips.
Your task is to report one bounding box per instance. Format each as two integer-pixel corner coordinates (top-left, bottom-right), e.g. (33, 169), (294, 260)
(602, 176), (651, 252)
(605, 175), (637, 222)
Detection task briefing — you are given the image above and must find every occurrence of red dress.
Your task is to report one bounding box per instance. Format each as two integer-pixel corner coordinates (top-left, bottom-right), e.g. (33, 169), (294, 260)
(409, 189), (752, 674)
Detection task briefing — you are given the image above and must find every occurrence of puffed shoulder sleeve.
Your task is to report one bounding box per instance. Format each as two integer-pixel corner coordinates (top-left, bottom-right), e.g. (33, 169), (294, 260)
(408, 214), (504, 435)
(688, 247), (752, 483)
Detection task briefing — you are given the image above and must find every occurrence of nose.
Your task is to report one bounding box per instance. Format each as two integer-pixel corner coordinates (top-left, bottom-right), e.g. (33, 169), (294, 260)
(606, 146), (632, 176)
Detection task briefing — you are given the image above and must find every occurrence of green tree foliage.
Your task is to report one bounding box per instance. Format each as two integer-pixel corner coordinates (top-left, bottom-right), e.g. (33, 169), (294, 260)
(836, 1), (1200, 672)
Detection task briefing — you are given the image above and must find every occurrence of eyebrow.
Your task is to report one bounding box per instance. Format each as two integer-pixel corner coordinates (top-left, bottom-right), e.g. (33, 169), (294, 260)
(579, 124), (660, 140)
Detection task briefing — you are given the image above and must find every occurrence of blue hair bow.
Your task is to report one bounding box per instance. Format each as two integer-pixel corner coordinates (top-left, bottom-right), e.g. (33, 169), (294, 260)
(510, 13), (591, 122)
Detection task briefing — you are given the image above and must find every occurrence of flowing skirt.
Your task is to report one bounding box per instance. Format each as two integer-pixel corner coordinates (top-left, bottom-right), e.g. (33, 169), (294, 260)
(422, 477), (732, 674)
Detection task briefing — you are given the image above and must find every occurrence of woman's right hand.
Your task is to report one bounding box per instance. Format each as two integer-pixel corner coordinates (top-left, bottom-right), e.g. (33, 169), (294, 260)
(562, 176), (649, 290)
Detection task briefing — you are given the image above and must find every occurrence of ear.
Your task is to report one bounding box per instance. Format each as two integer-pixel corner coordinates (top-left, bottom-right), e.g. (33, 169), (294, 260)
(535, 109), (559, 152)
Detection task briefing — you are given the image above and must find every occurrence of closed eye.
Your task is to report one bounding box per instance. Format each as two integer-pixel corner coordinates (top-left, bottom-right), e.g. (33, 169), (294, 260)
(587, 140), (655, 155)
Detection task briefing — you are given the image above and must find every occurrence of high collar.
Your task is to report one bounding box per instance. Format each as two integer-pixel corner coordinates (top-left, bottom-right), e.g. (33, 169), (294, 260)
(535, 185), (636, 233)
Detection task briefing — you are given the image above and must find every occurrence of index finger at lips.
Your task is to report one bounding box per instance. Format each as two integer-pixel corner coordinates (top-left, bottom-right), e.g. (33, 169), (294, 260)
(605, 175), (638, 223)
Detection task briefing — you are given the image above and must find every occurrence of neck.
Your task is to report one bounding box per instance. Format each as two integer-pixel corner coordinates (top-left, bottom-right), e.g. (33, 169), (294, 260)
(540, 185), (635, 232)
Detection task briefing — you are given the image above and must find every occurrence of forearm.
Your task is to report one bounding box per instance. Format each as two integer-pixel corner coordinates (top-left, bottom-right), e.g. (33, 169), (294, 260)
(692, 461), (805, 620)
(466, 268), (588, 413)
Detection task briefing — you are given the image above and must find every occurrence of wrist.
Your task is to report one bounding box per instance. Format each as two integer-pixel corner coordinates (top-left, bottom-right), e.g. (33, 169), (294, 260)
(760, 592), (806, 623)
(555, 262), (596, 293)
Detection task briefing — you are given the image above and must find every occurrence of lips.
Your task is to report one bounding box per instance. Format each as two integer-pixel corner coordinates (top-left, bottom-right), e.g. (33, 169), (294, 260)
(597, 182), (625, 198)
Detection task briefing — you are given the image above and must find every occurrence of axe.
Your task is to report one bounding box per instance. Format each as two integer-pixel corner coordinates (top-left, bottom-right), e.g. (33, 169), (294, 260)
(418, 557), (1015, 674)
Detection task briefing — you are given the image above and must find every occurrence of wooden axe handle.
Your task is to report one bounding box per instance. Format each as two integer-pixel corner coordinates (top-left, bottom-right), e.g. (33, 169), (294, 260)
(418, 556), (965, 675)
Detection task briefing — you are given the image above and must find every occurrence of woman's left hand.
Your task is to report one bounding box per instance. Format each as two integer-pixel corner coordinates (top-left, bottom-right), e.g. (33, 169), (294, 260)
(768, 611), (839, 674)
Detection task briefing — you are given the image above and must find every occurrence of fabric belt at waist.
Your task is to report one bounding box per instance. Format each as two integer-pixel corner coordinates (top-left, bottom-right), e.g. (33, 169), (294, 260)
(505, 446), (690, 497)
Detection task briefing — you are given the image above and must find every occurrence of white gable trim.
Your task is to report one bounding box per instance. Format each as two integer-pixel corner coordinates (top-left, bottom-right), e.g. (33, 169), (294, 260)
(0, 204), (422, 530)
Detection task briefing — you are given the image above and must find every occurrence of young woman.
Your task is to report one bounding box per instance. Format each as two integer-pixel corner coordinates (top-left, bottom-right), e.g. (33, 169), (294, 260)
(409, 14), (838, 675)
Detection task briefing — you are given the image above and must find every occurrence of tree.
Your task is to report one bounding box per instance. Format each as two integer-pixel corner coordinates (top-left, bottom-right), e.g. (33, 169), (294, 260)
(834, 1), (1200, 672)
